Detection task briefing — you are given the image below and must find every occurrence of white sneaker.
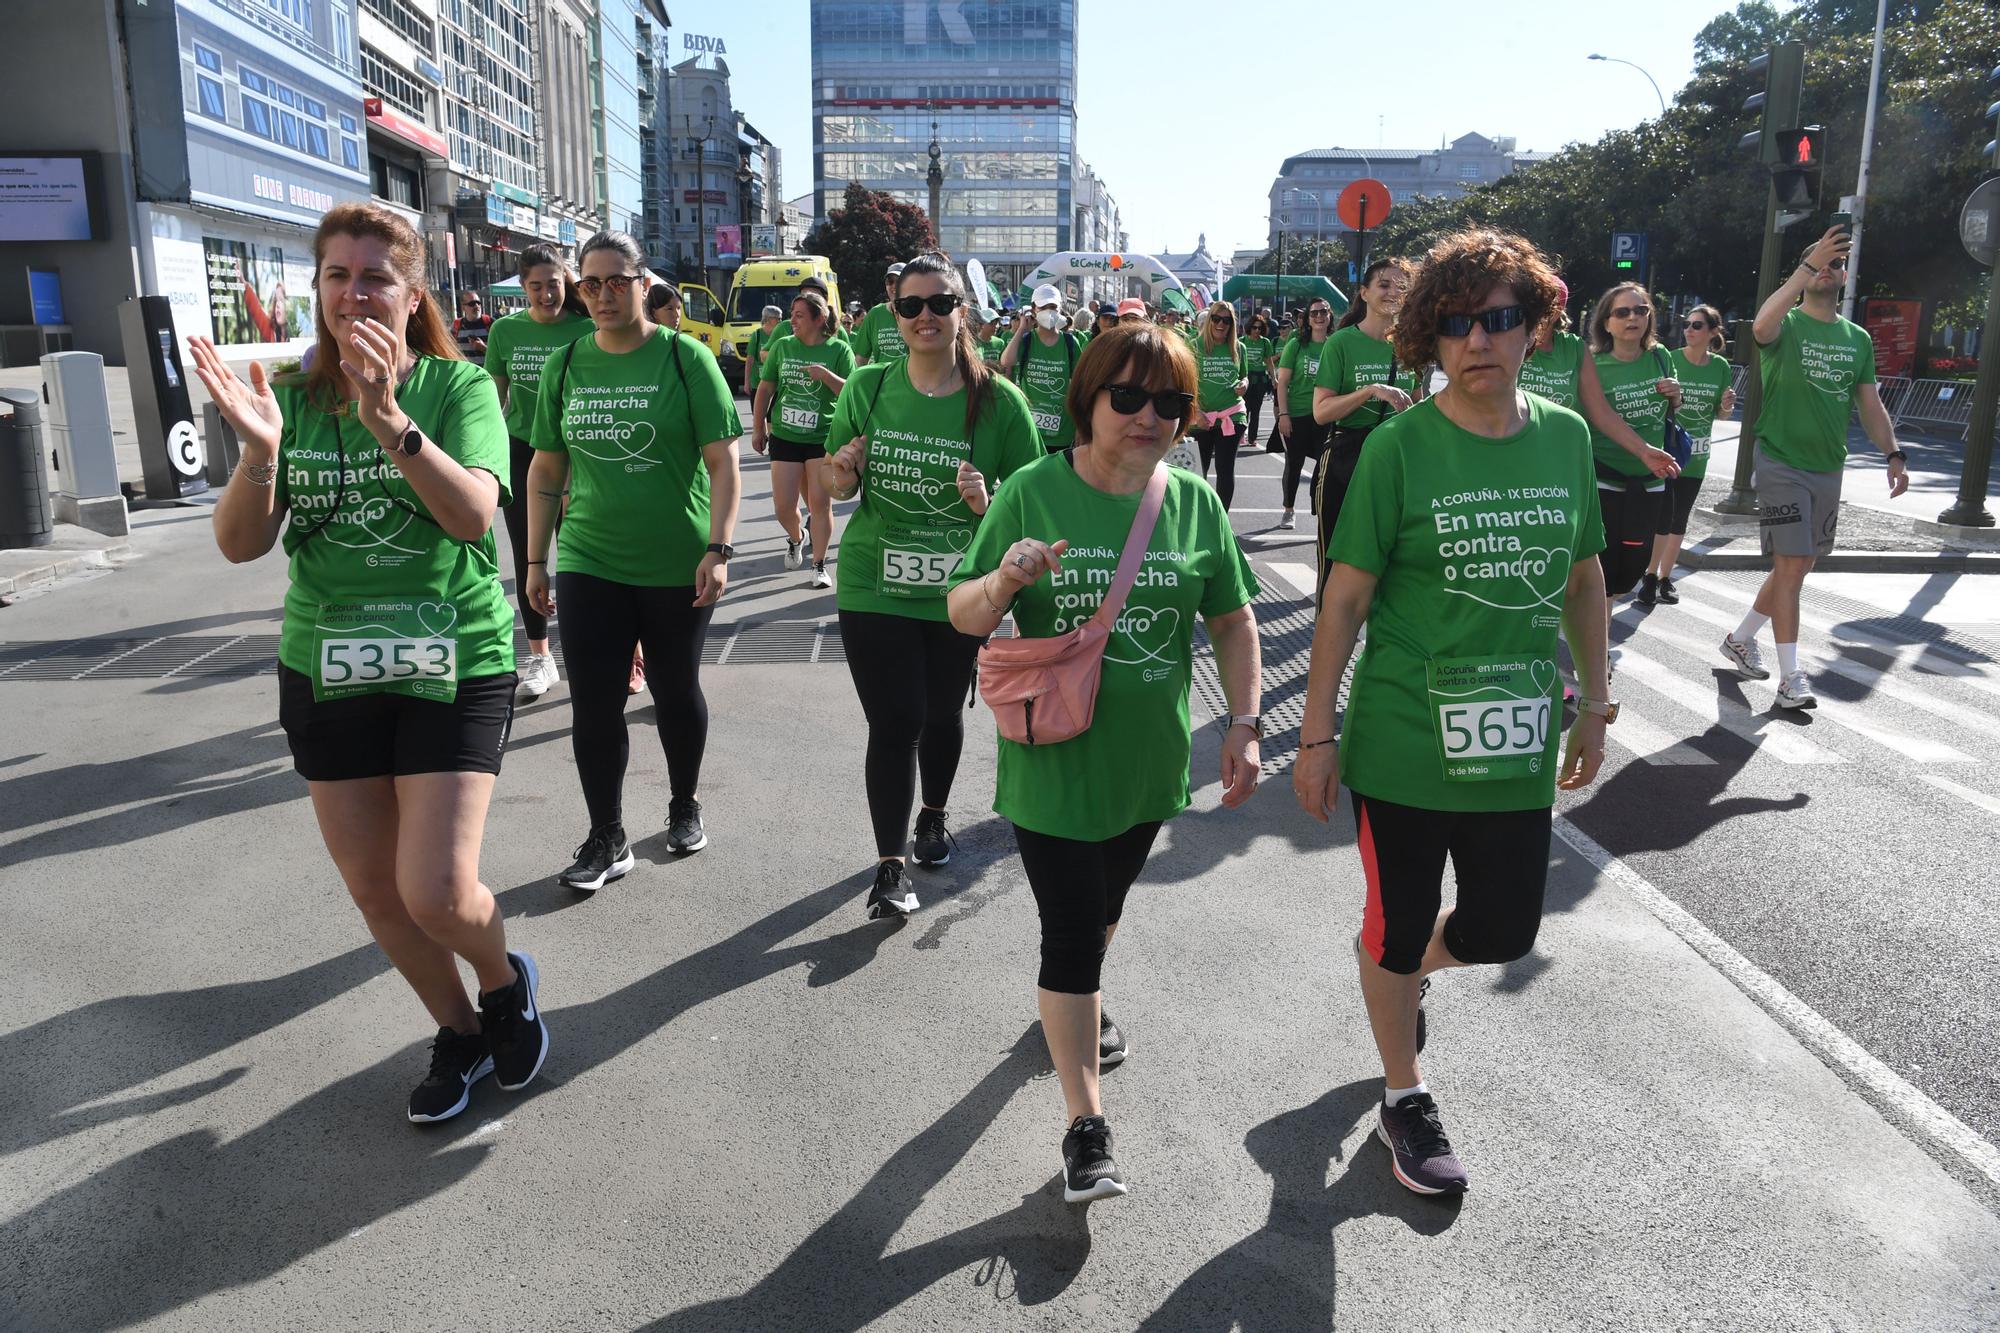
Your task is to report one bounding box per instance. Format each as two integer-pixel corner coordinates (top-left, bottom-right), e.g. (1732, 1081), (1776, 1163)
(517, 652), (560, 699)
(810, 562), (832, 590)
(1278, 509), (1296, 530)
(784, 534), (804, 572)
(1776, 671), (1817, 710)
(1719, 634), (1771, 680)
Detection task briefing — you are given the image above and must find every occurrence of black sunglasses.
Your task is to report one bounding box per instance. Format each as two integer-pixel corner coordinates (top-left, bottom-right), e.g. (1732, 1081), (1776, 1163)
(1103, 382), (1195, 421)
(1685, 319), (1711, 330)
(1609, 304), (1652, 320)
(577, 274), (641, 298)
(893, 293), (962, 318)
(1308, 307), (1331, 319)
(1436, 304), (1527, 338)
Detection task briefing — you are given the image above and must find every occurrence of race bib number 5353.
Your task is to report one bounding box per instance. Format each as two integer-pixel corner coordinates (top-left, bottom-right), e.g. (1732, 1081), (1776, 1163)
(1426, 654), (1556, 782)
(313, 598), (460, 702)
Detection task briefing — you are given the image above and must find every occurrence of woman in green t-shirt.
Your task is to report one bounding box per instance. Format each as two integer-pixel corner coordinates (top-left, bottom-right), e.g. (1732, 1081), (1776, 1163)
(1315, 258), (1420, 588)
(1295, 228), (1611, 1198)
(946, 323), (1262, 1204)
(525, 230), (744, 884)
(820, 253), (1042, 919)
(194, 201), (549, 1125)
(1240, 313), (1277, 456)
(1274, 301), (1335, 531)
(742, 305), (784, 397)
(1644, 304), (1737, 605)
(1586, 282), (1685, 610)
(1190, 304), (1250, 509)
(485, 242), (591, 701)
(752, 290), (854, 587)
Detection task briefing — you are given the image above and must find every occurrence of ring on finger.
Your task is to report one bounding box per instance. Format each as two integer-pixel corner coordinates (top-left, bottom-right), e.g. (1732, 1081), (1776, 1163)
(1013, 553), (1032, 570)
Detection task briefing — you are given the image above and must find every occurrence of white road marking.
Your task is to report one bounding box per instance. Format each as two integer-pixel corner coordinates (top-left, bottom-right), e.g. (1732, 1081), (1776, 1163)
(1555, 816), (2000, 1193)
(1269, 562), (1321, 600)
(1605, 707), (1717, 766)
(1611, 644), (1847, 764)
(1920, 774), (2000, 820)
(1619, 608), (1975, 764)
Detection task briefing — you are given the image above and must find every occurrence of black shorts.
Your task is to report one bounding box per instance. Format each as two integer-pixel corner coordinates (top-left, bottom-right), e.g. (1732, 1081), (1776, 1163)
(278, 665), (517, 782)
(767, 435), (826, 465)
(1351, 792), (1552, 975)
(1655, 473), (1703, 537)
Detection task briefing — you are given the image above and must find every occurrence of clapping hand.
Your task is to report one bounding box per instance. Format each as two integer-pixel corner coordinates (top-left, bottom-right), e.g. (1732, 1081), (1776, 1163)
(339, 317), (411, 446)
(186, 337), (282, 460)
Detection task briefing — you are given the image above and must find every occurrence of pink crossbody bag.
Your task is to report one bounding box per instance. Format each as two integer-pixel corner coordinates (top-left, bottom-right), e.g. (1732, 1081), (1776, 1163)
(976, 463), (1168, 746)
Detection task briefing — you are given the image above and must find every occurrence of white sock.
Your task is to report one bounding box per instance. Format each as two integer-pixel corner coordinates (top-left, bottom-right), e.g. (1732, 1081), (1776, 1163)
(1776, 642), (1800, 677)
(1733, 610), (1770, 644)
(1384, 1081), (1428, 1108)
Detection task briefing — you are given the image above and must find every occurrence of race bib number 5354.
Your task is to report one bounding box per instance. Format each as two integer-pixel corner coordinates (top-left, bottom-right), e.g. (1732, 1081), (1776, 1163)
(1426, 654), (1556, 782)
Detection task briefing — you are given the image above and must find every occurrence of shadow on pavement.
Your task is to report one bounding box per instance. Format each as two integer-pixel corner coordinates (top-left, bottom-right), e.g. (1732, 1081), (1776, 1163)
(634, 1023), (1091, 1332)
(1136, 1080), (1459, 1330)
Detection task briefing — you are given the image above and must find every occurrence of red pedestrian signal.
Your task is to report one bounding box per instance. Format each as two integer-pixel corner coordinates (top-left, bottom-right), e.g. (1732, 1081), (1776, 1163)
(1772, 126), (1824, 210)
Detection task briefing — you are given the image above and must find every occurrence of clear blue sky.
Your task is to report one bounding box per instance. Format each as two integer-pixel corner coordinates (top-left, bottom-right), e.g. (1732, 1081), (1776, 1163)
(662, 0), (1740, 260)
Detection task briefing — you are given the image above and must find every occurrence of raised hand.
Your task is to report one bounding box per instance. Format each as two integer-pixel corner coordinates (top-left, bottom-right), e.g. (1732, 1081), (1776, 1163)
(338, 317), (410, 445)
(186, 336), (282, 459)
(956, 458), (990, 515)
(994, 537), (1067, 591)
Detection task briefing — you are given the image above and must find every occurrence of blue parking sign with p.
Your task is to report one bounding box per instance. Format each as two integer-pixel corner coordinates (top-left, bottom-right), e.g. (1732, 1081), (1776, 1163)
(1611, 232), (1647, 271)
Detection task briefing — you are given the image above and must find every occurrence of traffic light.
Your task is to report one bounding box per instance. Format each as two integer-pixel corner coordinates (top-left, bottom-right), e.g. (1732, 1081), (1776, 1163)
(1739, 43), (1805, 164)
(1772, 126), (1824, 209)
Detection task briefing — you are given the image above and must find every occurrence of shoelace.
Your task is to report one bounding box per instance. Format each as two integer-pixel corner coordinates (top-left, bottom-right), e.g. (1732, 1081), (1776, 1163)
(669, 798), (700, 828)
(1397, 1099), (1453, 1157)
(425, 1030), (476, 1081)
(572, 829), (614, 864)
(872, 861), (903, 894)
(1068, 1116), (1113, 1161)
(916, 810), (958, 855)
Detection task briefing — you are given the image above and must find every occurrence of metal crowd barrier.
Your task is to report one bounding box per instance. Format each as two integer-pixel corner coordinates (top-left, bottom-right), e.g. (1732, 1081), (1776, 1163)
(1892, 378), (1978, 437)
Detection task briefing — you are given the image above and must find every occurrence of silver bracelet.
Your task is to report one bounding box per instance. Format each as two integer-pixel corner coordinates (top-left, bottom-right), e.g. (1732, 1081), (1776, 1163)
(236, 459), (277, 487)
(980, 572), (1009, 615)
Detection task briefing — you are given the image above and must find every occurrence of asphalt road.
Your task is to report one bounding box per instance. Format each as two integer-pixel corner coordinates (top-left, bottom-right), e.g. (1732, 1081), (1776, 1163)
(2, 404), (1996, 1330)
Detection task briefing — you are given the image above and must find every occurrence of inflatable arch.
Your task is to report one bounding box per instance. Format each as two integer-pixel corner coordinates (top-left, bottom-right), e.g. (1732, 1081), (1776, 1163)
(1016, 252), (1187, 302)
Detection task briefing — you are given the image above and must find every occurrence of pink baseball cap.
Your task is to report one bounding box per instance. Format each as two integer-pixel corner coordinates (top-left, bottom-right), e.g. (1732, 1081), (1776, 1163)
(1115, 298), (1147, 317)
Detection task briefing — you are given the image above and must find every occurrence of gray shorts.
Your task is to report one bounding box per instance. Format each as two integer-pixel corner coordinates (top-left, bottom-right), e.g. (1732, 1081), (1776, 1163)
(1755, 445), (1842, 559)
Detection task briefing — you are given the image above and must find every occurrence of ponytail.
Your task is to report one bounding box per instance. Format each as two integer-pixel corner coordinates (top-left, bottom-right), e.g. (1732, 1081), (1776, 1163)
(1338, 257), (1411, 331)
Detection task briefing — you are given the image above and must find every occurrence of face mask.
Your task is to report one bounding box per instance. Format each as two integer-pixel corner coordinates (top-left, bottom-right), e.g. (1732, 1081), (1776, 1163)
(1036, 309), (1060, 331)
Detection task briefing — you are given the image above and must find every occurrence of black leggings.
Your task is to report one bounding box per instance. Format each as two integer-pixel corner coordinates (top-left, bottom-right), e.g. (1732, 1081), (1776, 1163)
(1280, 415), (1326, 511)
(503, 437), (550, 641)
(1013, 820), (1164, 994)
(556, 570), (713, 830)
(1597, 483), (1664, 594)
(838, 609), (983, 858)
(1194, 424), (1240, 511)
(1352, 793), (1551, 976)
(1244, 381), (1270, 445)
(1655, 473), (1703, 537)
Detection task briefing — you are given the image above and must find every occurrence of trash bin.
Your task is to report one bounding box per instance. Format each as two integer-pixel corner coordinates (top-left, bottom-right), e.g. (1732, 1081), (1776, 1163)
(0, 386), (53, 549)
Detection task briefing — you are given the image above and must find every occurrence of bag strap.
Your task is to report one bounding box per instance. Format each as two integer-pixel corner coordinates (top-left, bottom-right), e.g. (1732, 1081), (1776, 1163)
(1090, 465), (1169, 630)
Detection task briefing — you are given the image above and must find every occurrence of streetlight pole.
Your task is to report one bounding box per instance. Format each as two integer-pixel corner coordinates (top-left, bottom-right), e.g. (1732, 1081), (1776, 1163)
(1840, 0), (1889, 322)
(1587, 53), (1668, 117)
(688, 114), (715, 293)
(926, 103), (943, 240)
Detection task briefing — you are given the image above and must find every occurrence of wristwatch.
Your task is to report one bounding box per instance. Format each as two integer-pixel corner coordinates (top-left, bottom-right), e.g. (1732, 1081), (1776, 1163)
(705, 542), (735, 561)
(1577, 698), (1621, 724)
(1226, 714), (1264, 737)
(387, 420), (423, 457)
(1886, 449), (1908, 464)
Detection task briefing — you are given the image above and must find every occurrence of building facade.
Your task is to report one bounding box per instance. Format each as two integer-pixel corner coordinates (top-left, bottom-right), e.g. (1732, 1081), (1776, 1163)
(1266, 133), (1547, 250)
(809, 0), (1080, 294)
(658, 51), (780, 287)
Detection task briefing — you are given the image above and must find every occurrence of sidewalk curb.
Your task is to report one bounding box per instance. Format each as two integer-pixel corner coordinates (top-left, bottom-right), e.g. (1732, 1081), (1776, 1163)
(0, 542), (132, 598)
(1681, 545), (2000, 573)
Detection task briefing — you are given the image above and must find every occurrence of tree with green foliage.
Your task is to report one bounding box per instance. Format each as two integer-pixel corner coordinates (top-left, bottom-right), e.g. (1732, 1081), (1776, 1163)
(1367, 0), (1997, 337)
(801, 184), (937, 312)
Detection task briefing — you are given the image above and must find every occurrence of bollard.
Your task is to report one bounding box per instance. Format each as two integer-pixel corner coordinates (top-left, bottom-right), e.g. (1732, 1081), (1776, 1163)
(0, 387), (54, 549)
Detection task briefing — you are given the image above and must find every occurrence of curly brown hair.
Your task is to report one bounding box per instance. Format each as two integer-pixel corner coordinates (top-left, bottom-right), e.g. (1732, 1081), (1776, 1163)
(1393, 229), (1562, 372)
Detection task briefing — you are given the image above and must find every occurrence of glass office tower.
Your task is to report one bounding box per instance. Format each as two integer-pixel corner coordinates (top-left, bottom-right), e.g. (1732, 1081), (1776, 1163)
(809, 1), (1076, 287)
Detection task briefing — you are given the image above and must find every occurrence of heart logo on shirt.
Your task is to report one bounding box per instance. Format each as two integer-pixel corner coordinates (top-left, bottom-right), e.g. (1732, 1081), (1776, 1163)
(946, 525), (973, 553)
(1530, 659), (1557, 699)
(1443, 545), (1573, 613)
(417, 602), (459, 638)
(1105, 604), (1181, 669)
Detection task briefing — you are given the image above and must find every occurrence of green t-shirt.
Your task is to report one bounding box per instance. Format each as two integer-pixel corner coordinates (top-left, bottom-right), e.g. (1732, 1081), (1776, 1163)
(981, 333), (1008, 366)
(1328, 396), (1606, 813)
(1015, 330), (1084, 449)
(485, 309), (591, 440)
(273, 358), (515, 680)
(1278, 334), (1329, 416)
(530, 328), (743, 587)
(1315, 325), (1417, 429)
(856, 302), (908, 363)
(823, 361), (1043, 621)
(759, 333), (856, 447)
(1755, 307), (1875, 473)
(950, 453), (1258, 840)
(1590, 349), (1673, 480)
(1519, 330), (1585, 410)
(1669, 348), (1734, 481)
(745, 325), (777, 382)
(1241, 335), (1275, 381)
(1193, 339), (1247, 421)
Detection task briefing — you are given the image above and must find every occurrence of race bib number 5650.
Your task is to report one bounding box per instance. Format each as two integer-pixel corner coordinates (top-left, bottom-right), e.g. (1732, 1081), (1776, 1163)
(1426, 654), (1556, 782)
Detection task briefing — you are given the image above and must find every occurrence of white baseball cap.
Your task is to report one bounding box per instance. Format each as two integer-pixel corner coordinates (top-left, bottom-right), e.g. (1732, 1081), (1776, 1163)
(1032, 284), (1061, 308)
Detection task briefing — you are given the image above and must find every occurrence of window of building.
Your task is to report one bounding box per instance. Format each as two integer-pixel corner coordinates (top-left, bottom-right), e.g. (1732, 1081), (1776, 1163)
(1459, 163), (1481, 180)
(261, 0), (312, 34)
(360, 0), (435, 52)
(361, 42), (428, 121)
(191, 43), (227, 121)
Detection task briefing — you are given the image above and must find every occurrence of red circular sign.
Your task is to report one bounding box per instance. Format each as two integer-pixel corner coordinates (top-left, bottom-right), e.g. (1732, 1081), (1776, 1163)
(1337, 179), (1393, 231)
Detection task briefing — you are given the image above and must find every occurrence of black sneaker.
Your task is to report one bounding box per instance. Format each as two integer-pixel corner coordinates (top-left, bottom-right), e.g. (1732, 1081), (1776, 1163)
(1376, 1092), (1469, 1195)
(559, 825), (633, 892)
(478, 951), (549, 1091)
(1099, 1009), (1126, 1069)
(1061, 1115), (1128, 1203)
(1635, 572), (1659, 606)
(912, 807), (955, 867)
(666, 796), (707, 854)
(1657, 575), (1680, 605)
(865, 859), (918, 919)
(407, 1027), (493, 1124)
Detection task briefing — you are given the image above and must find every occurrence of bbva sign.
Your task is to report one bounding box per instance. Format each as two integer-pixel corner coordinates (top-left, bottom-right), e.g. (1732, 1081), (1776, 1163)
(683, 33), (727, 54)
